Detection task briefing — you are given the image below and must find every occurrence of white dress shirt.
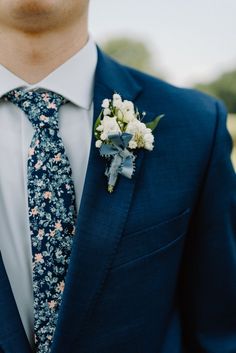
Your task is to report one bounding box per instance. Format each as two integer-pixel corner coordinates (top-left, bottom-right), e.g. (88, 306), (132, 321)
(0, 37), (98, 346)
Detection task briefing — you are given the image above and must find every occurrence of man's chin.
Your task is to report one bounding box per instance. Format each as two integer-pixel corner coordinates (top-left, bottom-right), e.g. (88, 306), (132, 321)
(0, 0), (61, 33)
(0, 0), (88, 34)
(12, 0), (57, 17)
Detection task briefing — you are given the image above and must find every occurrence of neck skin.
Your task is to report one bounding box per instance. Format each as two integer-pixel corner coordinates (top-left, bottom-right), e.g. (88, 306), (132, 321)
(0, 16), (88, 84)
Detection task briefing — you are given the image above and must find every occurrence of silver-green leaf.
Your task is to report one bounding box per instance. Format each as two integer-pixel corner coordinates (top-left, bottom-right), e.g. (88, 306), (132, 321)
(94, 111), (103, 136)
(146, 114), (164, 131)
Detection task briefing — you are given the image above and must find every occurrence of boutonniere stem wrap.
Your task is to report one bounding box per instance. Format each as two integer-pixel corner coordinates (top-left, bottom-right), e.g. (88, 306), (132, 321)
(95, 93), (164, 193)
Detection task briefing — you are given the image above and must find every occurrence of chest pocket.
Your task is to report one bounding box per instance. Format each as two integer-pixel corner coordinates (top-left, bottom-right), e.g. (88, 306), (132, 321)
(112, 208), (191, 269)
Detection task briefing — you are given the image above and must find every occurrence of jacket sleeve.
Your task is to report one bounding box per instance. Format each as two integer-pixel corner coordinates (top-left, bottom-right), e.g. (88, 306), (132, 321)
(179, 100), (236, 353)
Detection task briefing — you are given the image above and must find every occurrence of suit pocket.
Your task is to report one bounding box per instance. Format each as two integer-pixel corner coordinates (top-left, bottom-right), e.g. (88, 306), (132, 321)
(112, 208), (190, 269)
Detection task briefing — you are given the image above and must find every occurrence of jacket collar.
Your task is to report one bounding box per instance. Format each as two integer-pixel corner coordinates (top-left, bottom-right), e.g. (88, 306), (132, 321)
(51, 48), (144, 352)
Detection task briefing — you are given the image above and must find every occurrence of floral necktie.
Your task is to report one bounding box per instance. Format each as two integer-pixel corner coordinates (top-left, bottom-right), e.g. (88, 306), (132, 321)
(3, 88), (77, 352)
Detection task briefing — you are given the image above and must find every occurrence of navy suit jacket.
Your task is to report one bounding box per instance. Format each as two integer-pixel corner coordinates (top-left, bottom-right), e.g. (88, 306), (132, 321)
(0, 48), (236, 353)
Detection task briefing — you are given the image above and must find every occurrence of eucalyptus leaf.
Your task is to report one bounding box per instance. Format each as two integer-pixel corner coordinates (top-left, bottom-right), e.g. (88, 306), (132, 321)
(146, 114), (164, 131)
(94, 111), (103, 136)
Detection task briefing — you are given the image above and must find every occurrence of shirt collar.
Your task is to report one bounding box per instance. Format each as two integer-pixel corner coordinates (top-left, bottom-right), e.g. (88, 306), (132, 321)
(0, 37), (98, 110)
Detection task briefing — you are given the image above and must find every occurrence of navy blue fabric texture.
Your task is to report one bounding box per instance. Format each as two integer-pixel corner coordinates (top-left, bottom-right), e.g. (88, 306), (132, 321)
(0, 48), (235, 353)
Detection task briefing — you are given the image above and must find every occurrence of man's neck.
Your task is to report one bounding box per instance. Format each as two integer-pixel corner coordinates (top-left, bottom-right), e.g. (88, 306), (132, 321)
(0, 21), (89, 84)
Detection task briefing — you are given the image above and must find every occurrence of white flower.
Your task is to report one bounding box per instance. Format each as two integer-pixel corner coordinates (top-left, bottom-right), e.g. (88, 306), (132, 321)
(123, 110), (136, 123)
(126, 120), (154, 149)
(144, 132), (154, 144)
(102, 99), (110, 109)
(113, 99), (122, 109)
(128, 140), (137, 149)
(100, 116), (121, 140)
(104, 108), (111, 116)
(126, 120), (147, 136)
(113, 94), (122, 108)
(144, 142), (154, 151)
(143, 132), (154, 150)
(95, 140), (103, 148)
(96, 125), (103, 132)
(123, 100), (134, 112)
(113, 93), (121, 101)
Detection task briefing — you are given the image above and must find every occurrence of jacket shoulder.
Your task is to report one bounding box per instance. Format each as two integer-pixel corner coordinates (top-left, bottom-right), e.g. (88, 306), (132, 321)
(97, 50), (227, 130)
(121, 64), (229, 160)
(126, 64), (226, 116)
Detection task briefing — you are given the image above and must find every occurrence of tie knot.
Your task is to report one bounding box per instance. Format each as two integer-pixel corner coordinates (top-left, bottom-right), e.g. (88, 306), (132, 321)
(2, 88), (67, 130)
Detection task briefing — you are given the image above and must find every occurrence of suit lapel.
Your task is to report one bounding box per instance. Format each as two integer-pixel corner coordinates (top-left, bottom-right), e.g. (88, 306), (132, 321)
(0, 253), (32, 352)
(51, 49), (144, 352)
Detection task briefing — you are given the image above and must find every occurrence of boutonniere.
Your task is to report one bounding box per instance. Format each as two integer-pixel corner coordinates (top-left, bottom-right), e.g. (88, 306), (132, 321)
(94, 93), (164, 193)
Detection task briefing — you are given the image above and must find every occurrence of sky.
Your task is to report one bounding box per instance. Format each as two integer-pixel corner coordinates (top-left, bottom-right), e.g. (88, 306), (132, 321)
(89, 0), (236, 87)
